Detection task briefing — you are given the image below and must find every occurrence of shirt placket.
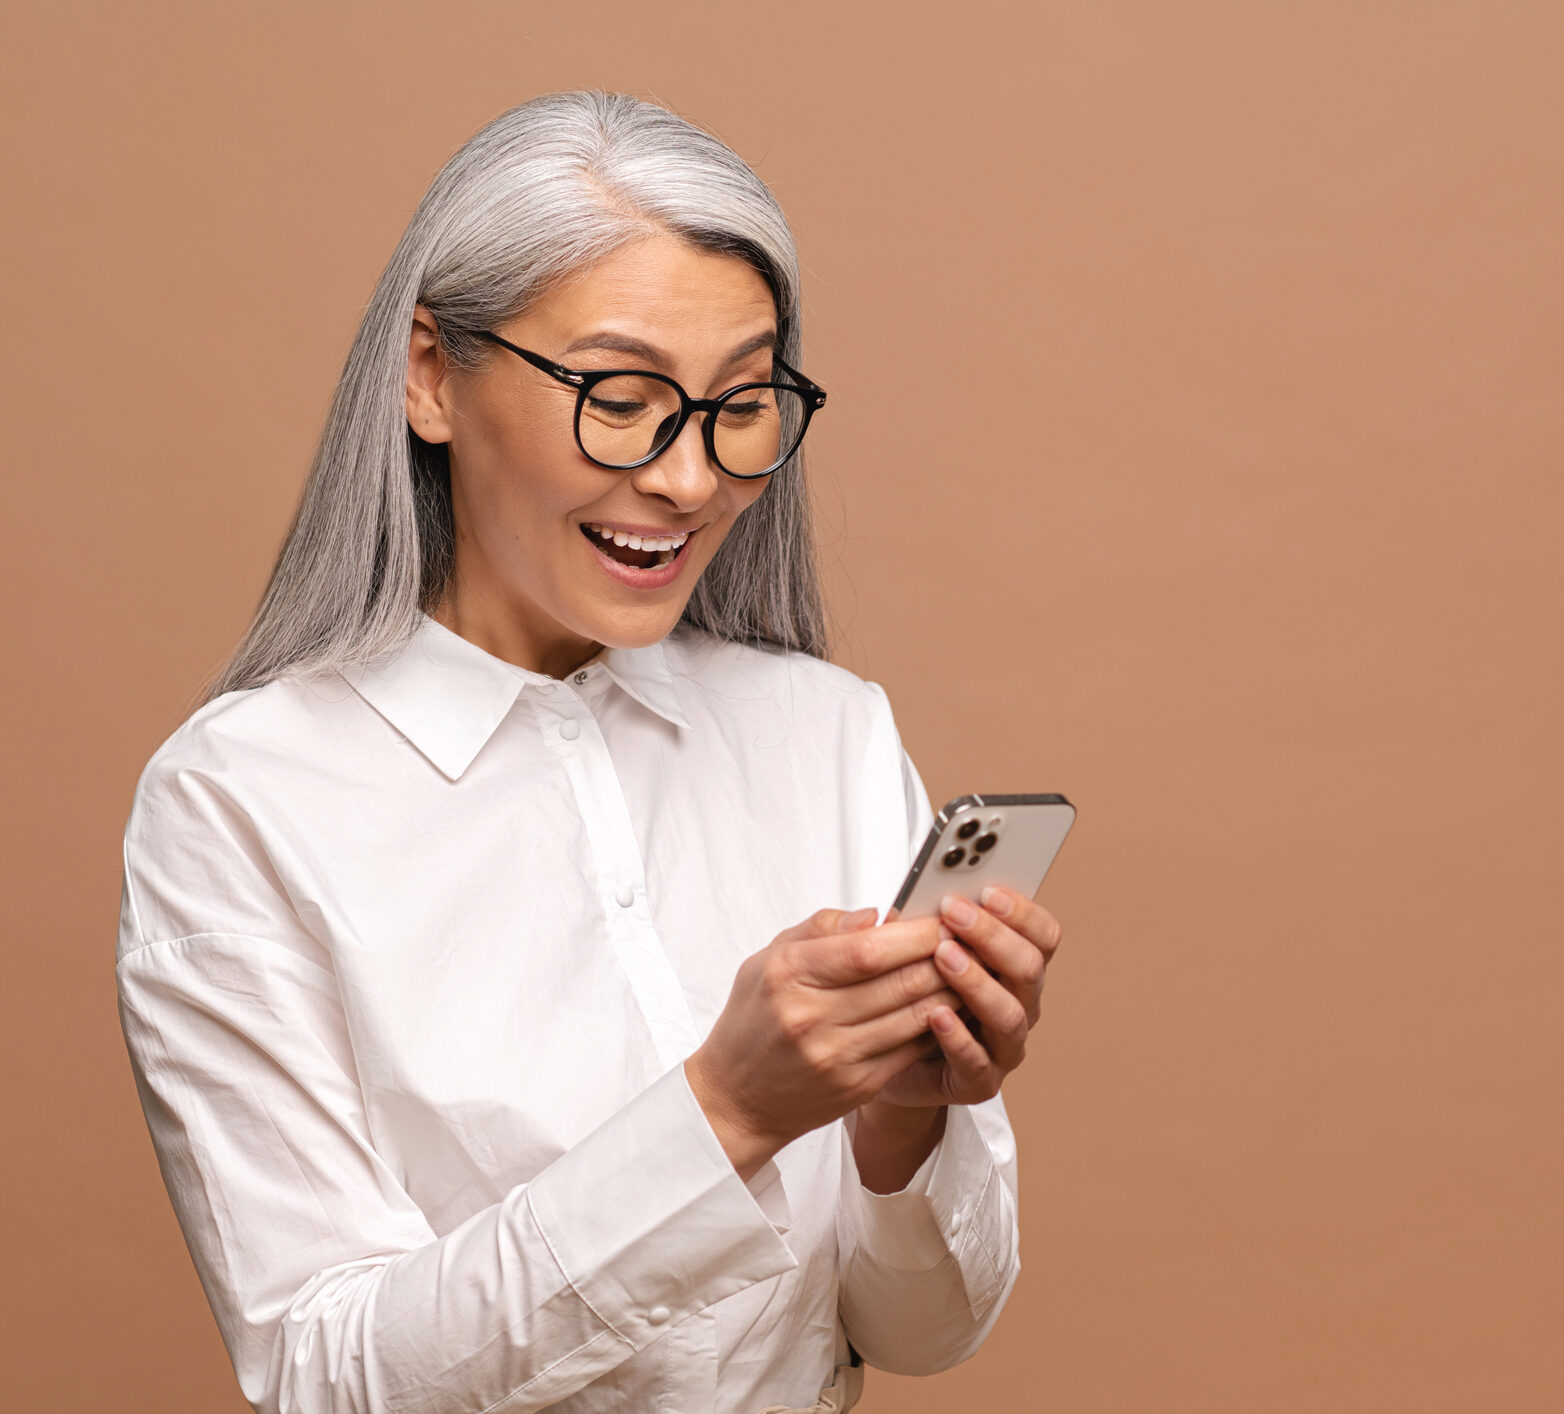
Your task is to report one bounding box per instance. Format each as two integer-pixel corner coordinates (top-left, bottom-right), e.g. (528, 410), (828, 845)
(533, 676), (701, 1074)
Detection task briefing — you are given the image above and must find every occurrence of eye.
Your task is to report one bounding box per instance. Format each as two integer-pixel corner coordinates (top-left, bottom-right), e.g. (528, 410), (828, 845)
(717, 392), (776, 423)
(586, 394), (648, 420)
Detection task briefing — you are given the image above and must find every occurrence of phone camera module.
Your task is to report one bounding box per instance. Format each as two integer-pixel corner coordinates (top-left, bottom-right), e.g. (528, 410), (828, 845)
(955, 818), (981, 841)
(941, 847), (966, 868)
(974, 832), (999, 853)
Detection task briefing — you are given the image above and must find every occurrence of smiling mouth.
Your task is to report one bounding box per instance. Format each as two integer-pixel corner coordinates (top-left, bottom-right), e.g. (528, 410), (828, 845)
(579, 521), (692, 569)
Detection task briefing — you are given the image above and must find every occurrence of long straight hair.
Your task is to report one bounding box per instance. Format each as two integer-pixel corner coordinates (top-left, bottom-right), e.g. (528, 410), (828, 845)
(198, 91), (826, 708)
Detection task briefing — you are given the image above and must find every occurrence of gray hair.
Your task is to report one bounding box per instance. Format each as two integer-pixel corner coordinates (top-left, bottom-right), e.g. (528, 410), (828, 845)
(198, 90), (826, 707)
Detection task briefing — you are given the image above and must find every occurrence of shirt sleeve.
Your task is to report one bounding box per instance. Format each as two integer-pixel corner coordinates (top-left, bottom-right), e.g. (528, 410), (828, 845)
(115, 769), (797, 1414)
(832, 684), (1023, 1373)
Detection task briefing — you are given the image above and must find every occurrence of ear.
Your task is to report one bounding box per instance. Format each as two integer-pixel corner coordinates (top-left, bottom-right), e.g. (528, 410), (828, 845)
(406, 303), (455, 443)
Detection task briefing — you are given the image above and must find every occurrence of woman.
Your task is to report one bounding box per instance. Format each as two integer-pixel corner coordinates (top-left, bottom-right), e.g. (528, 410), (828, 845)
(115, 91), (1062, 1414)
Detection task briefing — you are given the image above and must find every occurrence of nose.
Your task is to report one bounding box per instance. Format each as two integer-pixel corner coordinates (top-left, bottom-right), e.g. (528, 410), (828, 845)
(628, 409), (721, 512)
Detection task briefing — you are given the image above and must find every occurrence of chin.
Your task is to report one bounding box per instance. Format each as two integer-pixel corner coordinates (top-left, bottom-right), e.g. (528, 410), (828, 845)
(579, 599), (692, 650)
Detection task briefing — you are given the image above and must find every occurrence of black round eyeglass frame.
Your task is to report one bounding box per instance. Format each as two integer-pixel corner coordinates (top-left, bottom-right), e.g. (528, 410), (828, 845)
(473, 329), (827, 480)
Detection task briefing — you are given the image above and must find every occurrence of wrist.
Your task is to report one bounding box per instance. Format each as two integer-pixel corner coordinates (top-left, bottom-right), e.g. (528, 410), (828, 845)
(683, 1052), (783, 1183)
(857, 1095), (946, 1142)
(852, 1099), (947, 1193)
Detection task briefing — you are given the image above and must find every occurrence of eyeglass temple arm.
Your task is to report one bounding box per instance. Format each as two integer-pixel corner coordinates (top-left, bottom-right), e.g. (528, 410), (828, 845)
(772, 352), (827, 407)
(477, 328), (823, 406)
(474, 330), (585, 386)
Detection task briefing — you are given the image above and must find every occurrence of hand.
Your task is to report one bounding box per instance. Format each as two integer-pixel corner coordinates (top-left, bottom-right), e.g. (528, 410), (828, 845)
(685, 908), (964, 1180)
(865, 885), (1062, 1112)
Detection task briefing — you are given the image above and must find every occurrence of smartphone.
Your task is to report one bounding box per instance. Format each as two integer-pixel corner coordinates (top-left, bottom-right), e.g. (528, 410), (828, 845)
(889, 793), (1075, 920)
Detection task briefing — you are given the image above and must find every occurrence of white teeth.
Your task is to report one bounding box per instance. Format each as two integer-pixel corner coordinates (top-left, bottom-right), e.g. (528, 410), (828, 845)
(584, 522), (691, 552)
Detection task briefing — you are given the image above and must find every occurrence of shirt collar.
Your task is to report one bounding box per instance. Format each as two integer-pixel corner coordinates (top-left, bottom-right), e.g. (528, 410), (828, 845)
(339, 612), (690, 781)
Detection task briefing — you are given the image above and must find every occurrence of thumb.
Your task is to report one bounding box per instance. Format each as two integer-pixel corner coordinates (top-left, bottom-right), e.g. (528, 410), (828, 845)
(776, 906), (879, 944)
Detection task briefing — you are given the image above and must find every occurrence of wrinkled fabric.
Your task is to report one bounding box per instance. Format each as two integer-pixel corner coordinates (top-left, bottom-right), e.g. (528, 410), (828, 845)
(116, 611), (1021, 1413)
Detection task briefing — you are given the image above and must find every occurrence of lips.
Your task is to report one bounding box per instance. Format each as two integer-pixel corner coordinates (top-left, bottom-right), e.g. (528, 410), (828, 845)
(579, 520), (698, 590)
(578, 521), (692, 569)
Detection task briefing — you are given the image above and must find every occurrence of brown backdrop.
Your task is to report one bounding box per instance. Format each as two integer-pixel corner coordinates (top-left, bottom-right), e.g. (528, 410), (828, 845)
(5, 3), (1560, 1410)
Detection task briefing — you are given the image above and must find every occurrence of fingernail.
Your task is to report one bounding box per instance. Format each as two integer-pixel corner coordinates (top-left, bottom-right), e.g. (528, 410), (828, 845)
(937, 940), (969, 974)
(843, 907), (878, 928)
(978, 886), (1013, 917)
(932, 1008), (957, 1033)
(940, 894), (978, 927)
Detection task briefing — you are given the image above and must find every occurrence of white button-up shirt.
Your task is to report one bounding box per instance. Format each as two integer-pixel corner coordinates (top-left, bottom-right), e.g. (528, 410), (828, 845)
(115, 611), (1021, 1414)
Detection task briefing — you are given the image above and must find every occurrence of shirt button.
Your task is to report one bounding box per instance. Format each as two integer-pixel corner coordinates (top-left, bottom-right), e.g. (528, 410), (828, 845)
(647, 1305), (670, 1326)
(951, 1209), (965, 1234)
(558, 719), (580, 741)
(615, 885), (635, 909)
(573, 670), (589, 685)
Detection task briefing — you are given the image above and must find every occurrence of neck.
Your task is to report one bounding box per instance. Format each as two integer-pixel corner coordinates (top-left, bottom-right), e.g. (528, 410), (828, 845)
(428, 590), (602, 679)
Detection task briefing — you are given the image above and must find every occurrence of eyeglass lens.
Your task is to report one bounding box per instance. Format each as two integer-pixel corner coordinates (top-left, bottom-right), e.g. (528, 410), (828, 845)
(580, 375), (808, 475)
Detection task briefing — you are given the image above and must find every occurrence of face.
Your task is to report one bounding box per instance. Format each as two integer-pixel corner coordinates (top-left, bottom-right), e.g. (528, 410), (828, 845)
(405, 233), (779, 677)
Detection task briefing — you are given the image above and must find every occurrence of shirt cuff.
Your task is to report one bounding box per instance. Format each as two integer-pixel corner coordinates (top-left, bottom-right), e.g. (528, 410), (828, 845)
(745, 1157), (792, 1234)
(840, 1103), (1011, 1321)
(524, 1061), (799, 1350)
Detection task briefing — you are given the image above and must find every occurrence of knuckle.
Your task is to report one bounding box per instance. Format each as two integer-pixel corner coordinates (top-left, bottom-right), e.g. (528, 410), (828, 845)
(846, 932), (880, 976)
(1019, 949), (1046, 988)
(897, 961), (935, 1008)
(797, 1031), (838, 1075)
(916, 991), (959, 1030)
(777, 1002), (814, 1044)
(759, 954), (791, 997)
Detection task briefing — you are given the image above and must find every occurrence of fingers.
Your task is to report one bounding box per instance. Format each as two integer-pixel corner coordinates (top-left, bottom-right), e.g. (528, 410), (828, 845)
(844, 984), (965, 1061)
(861, 1033), (946, 1093)
(976, 887), (1063, 962)
(831, 955), (952, 1025)
(931, 936), (1030, 1070)
(774, 906), (880, 946)
(927, 1003), (1003, 1100)
(937, 892), (1058, 1024)
(790, 916), (944, 987)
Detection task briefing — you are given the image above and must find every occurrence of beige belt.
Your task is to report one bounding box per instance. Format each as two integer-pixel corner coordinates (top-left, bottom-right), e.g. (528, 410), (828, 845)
(755, 1355), (864, 1414)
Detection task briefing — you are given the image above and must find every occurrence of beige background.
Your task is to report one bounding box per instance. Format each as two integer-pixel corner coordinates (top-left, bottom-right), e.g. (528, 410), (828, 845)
(4, 3), (1560, 1410)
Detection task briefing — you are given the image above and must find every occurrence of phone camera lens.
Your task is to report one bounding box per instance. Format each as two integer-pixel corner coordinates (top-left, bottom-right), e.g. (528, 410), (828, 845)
(942, 847), (966, 868)
(955, 818), (981, 840)
(967, 852), (984, 866)
(974, 832), (998, 853)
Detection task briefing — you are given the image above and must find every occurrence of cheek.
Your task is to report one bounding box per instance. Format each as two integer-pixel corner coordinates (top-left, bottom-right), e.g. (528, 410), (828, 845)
(726, 478), (773, 523)
(463, 404), (586, 535)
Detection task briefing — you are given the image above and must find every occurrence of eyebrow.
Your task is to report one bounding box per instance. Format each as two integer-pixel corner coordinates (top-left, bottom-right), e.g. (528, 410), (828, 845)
(558, 329), (780, 369)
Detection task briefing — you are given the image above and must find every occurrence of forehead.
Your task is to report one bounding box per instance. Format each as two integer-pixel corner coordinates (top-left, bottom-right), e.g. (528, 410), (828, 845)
(518, 233), (778, 351)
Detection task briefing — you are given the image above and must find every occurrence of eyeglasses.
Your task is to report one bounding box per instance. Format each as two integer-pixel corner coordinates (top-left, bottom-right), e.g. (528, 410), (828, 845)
(474, 330), (827, 479)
